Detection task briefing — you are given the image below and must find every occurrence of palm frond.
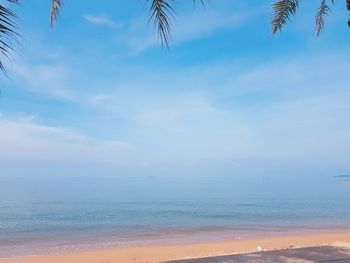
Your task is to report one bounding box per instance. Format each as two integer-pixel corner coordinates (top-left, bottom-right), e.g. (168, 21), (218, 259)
(0, 0), (20, 74)
(147, 0), (206, 47)
(347, 0), (350, 27)
(192, 0), (205, 8)
(147, 0), (174, 48)
(50, 0), (63, 27)
(272, 0), (299, 34)
(315, 0), (333, 36)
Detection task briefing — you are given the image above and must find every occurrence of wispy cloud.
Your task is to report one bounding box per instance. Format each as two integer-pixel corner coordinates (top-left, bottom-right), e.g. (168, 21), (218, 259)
(4, 50), (77, 101)
(126, 10), (249, 54)
(2, 1), (349, 178)
(0, 116), (130, 176)
(83, 14), (121, 28)
(79, 53), (350, 173)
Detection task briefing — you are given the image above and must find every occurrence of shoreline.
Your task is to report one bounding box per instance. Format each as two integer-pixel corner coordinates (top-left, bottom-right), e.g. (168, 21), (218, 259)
(1, 231), (350, 263)
(2, 226), (350, 258)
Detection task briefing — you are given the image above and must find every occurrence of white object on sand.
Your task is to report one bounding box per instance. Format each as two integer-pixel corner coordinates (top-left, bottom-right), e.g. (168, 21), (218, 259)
(257, 246), (264, 252)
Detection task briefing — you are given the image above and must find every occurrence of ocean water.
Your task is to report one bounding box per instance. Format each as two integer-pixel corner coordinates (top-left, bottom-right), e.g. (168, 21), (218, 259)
(1, 175), (350, 257)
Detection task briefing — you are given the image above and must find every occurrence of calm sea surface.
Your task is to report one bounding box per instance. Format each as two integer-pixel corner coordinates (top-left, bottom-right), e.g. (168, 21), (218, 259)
(0, 176), (350, 257)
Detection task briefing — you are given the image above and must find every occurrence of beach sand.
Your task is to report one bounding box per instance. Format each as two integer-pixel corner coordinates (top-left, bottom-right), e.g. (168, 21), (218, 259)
(1, 232), (350, 263)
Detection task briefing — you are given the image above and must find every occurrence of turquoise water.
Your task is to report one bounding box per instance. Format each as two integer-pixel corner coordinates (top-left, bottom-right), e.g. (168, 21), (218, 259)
(1, 176), (350, 257)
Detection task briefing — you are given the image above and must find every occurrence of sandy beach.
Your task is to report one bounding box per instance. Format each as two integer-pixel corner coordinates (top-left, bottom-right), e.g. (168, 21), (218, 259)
(1, 232), (350, 263)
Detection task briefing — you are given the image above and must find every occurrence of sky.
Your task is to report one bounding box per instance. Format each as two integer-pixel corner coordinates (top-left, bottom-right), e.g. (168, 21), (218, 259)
(0, 0), (349, 177)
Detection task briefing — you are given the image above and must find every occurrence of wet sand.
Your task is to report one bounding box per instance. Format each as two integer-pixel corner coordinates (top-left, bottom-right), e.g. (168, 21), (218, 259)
(1, 232), (350, 263)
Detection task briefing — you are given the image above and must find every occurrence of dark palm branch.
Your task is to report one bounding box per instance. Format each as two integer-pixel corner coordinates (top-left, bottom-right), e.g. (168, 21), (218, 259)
(316, 0), (333, 36)
(272, 0), (350, 35)
(0, 0), (19, 73)
(272, 0), (299, 34)
(50, 0), (63, 27)
(147, 0), (174, 48)
(146, 0), (205, 47)
(347, 0), (350, 26)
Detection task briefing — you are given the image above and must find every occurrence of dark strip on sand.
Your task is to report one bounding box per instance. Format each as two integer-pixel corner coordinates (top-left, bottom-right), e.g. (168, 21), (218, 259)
(165, 245), (350, 263)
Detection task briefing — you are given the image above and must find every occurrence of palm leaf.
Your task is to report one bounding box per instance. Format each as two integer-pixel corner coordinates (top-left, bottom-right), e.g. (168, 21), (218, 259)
(192, 0), (205, 8)
(0, 0), (19, 74)
(347, 0), (350, 27)
(147, 0), (174, 47)
(147, 0), (206, 47)
(347, 0), (350, 10)
(315, 0), (333, 36)
(50, 0), (63, 27)
(272, 0), (299, 34)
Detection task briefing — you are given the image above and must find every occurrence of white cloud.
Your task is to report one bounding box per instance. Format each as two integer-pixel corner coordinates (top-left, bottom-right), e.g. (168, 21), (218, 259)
(0, 116), (129, 163)
(5, 30), (350, 176)
(83, 14), (121, 28)
(79, 53), (350, 173)
(6, 56), (76, 100)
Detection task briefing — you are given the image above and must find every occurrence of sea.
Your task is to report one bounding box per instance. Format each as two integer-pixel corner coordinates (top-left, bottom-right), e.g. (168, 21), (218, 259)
(1, 175), (350, 257)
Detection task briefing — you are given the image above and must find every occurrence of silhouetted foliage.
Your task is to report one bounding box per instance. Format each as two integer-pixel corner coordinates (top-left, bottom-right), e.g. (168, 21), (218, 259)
(0, 0), (349, 75)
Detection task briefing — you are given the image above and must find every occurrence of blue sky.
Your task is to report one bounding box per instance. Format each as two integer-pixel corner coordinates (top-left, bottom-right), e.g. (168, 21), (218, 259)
(1, 0), (349, 177)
